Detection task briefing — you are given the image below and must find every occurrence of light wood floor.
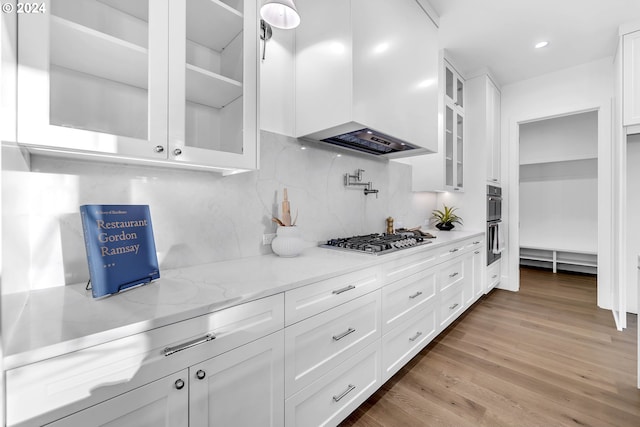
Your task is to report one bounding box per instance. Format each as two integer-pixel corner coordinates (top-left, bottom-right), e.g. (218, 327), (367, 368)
(340, 267), (640, 427)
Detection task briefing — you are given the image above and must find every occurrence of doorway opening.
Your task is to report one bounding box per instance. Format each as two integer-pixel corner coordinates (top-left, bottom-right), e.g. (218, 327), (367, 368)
(518, 111), (598, 285)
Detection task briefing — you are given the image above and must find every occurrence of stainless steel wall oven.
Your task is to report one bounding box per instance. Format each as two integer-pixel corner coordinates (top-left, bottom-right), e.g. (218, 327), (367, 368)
(487, 185), (503, 265)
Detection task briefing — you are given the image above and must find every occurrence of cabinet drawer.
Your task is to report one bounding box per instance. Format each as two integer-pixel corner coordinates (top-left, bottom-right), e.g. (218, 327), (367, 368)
(465, 238), (484, 251)
(438, 258), (465, 292)
(6, 294), (284, 427)
(381, 266), (436, 334)
(285, 267), (381, 325)
(381, 249), (437, 285)
(285, 342), (381, 427)
(439, 281), (465, 330)
(487, 260), (501, 292)
(284, 291), (381, 397)
(381, 302), (437, 382)
(437, 241), (468, 261)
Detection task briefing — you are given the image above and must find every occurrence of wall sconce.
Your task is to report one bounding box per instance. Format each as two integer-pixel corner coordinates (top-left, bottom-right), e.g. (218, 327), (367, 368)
(260, 0), (301, 30)
(259, 1), (300, 60)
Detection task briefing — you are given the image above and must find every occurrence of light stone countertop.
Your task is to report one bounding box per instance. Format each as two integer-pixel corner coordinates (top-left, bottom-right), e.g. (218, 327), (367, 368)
(3, 230), (483, 370)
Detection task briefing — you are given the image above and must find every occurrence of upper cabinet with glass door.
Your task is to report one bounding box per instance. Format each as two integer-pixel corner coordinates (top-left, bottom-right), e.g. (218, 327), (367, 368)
(17, 0), (168, 160)
(168, 0), (258, 171)
(16, 0), (258, 173)
(443, 60), (464, 191)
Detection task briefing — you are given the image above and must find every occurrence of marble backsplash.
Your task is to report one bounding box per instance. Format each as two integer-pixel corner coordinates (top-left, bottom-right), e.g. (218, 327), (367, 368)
(1, 131), (437, 295)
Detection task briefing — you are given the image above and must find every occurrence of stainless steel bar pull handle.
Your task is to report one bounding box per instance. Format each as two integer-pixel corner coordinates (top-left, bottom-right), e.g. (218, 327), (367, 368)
(164, 333), (216, 357)
(333, 327), (356, 341)
(449, 303), (459, 310)
(449, 272), (459, 278)
(409, 291), (423, 299)
(409, 331), (423, 342)
(333, 384), (356, 402)
(332, 285), (356, 295)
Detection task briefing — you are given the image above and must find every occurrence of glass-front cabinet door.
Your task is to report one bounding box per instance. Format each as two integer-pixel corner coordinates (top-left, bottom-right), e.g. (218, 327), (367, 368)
(17, 0), (168, 160)
(17, 0), (258, 172)
(168, 0), (258, 171)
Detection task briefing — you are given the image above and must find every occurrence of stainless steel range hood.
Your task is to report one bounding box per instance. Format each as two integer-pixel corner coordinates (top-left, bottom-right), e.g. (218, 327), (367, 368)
(320, 128), (420, 156)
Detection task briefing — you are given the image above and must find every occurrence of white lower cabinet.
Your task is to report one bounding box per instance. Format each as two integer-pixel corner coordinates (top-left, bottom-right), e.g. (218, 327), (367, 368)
(439, 281), (466, 330)
(284, 290), (381, 397)
(47, 370), (189, 427)
(47, 331), (284, 427)
(14, 235), (488, 427)
(381, 302), (437, 382)
(487, 259), (502, 292)
(285, 342), (381, 427)
(189, 331), (284, 427)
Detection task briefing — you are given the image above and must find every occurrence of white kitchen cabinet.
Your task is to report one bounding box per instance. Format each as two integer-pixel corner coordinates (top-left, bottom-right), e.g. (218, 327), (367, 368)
(471, 243), (485, 300)
(467, 74), (501, 184)
(284, 290), (381, 397)
(6, 294), (284, 426)
(623, 30), (640, 127)
(285, 342), (381, 427)
(48, 332), (284, 427)
(398, 56), (466, 192)
(381, 299), (437, 382)
(486, 259), (501, 293)
(16, 0), (257, 173)
(46, 370), (189, 427)
(190, 331), (284, 427)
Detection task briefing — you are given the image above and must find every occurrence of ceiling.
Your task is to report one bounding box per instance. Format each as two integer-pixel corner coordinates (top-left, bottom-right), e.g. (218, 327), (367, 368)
(427, 0), (640, 86)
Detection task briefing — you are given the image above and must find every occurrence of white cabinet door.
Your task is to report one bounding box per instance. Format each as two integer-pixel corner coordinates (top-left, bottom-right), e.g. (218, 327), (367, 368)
(624, 30), (640, 126)
(486, 78), (501, 184)
(403, 58), (465, 192)
(472, 245), (485, 300)
(46, 370), (189, 427)
(17, 0), (168, 160)
(189, 331), (284, 427)
(167, 0), (258, 171)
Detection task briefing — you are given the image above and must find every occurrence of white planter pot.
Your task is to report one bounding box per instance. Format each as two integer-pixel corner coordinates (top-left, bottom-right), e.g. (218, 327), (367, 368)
(271, 226), (304, 257)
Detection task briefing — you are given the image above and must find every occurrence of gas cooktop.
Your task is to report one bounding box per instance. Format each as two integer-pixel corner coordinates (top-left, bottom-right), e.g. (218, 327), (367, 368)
(320, 232), (432, 255)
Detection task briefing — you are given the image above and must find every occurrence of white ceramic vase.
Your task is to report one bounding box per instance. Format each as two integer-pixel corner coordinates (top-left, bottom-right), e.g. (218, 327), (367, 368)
(271, 226), (304, 257)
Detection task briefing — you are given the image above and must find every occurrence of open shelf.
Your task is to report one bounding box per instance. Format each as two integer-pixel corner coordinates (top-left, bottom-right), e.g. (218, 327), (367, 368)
(187, 0), (243, 52)
(520, 246), (597, 274)
(50, 16), (148, 89)
(186, 64), (242, 108)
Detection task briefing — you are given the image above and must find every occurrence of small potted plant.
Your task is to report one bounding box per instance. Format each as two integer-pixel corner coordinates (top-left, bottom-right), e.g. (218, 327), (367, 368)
(431, 205), (463, 231)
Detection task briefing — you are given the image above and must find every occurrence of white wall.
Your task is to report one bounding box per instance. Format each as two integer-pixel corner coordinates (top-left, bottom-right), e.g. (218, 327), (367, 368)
(501, 57), (615, 311)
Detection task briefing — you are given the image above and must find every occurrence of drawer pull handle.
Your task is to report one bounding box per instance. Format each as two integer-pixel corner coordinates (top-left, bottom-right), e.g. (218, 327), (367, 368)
(409, 331), (423, 342)
(449, 303), (459, 310)
(492, 275), (498, 279)
(474, 250), (480, 254)
(473, 241), (481, 245)
(174, 379), (185, 390)
(449, 272), (459, 278)
(332, 285), (356, 295)
(449, 248), (459, 253)
(164, 333), (216, 357)
(333, 384), (356, 402)
(196, 370), (206, 380)
(409, 291), (423, 299)
(333, 327), (356, 341)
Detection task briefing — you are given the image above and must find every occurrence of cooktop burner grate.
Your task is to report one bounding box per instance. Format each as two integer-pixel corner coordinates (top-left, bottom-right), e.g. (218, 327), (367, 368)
(320, 232), (432, 255)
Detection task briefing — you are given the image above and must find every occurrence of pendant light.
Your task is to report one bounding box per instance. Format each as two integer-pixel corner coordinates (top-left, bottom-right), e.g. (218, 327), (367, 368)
(260, 0), (301, 30)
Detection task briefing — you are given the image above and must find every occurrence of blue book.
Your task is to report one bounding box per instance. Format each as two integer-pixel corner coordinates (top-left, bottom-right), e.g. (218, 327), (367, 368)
(80, 205), (160, 298)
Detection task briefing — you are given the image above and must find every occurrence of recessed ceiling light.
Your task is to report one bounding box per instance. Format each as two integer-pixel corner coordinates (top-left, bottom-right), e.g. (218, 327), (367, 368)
(535, 41), (549, 49)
